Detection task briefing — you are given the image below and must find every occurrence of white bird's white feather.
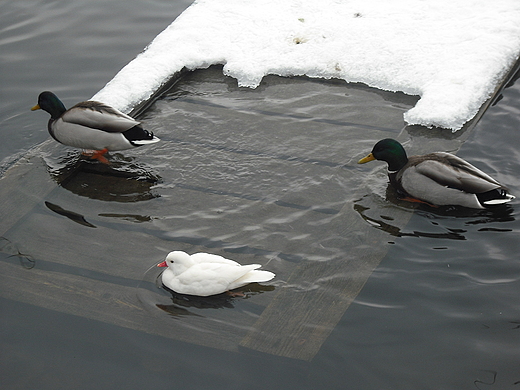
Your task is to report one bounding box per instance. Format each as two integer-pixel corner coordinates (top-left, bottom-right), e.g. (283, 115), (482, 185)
(160, 251), (275, 296)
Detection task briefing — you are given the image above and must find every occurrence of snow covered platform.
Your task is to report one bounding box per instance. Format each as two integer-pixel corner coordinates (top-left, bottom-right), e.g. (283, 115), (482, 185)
(1, 58), (518, 360)
(94, 0), (520, 131)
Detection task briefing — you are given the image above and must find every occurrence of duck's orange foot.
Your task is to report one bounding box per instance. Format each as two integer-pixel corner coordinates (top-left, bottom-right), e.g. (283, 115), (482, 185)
(226, 291), (245, 297)
(82, 148), (110, 164)
(399, 196), (439, 208)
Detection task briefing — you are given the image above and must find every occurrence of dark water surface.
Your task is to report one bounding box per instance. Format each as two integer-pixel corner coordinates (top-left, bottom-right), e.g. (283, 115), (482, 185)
(1, 2), (520, 390)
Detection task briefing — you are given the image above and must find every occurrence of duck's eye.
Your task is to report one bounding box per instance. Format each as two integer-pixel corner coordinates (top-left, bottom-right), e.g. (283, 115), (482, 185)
(169, 260), (174, 264)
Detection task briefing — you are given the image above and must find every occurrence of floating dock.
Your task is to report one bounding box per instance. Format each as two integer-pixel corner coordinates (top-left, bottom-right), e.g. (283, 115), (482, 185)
(1, 60), (518, 361)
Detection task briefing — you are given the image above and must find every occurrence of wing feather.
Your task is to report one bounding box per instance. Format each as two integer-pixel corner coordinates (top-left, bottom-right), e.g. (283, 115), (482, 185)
(411, 153), (502, 193)
(174, 263), (261, 295)
(61, 101), (139, 133)
(190, 253), (241, 266)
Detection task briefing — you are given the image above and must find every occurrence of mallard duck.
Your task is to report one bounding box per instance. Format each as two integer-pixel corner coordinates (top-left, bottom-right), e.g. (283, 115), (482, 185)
(157, 251), (275, 296)
(31, 91), (159, 163)
(358, 138), (514, 209)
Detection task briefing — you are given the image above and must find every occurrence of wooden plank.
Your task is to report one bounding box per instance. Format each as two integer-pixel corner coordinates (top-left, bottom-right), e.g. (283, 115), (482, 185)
(1, 83), (398, 357)
(0, 168), (273, 351)
(239, 58), (520, 360)
(0, 259), (245, 352)
(239, 189), (414, 360)
(0, 143), (274, 350)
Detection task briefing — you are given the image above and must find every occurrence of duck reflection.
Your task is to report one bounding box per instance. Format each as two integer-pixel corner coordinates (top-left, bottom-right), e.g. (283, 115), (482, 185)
(45, 201), (97, 228)
(461, 205), (515, 226)
(156, 283), (275, 317)
(0, 237), (35, 269)
(355, 185), (515, 240)
(354, 202), (466, 240)
(48, 152), (161, 202)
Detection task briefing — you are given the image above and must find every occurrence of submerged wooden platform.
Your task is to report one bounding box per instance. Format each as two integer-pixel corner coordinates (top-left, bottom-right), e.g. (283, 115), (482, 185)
(1, 61), (518, 361)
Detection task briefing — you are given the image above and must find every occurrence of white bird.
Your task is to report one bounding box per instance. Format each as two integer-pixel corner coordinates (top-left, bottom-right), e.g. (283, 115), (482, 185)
(157, 251), (275, 296)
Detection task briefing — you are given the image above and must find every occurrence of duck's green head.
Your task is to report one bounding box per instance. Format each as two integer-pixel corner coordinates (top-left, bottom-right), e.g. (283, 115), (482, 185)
(358, 138), (409, 172)
(31, 91), (66, 120)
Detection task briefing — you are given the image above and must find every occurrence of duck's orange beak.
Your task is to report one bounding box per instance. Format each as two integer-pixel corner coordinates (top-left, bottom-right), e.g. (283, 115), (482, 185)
(31, 104), (41, 111)
(157, 261), (167, 267)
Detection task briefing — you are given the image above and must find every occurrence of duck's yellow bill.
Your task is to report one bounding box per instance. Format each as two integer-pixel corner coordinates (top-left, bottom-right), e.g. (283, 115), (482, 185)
(31, 104), (41, 111)
(358, 153), (375, 164)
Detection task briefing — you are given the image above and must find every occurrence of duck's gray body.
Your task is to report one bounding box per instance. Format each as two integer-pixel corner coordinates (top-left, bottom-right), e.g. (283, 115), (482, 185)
(48, 101), (158, 150)
(394, 152), (513, 209)
(33, 91), (159, 152)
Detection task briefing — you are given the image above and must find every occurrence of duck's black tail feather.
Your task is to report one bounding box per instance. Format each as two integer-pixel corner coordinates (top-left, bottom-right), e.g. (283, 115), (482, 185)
(123, 125), (160, 146)
(478, 188), (515, 206)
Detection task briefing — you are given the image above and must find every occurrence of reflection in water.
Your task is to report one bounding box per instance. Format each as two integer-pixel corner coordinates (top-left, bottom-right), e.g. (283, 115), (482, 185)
(354, 203), (467, 240)
(45, 201), (96, 228)
(98, 213), (153, 223)
(463, 207), (515, 226)
(157, 283), (275, 317)
(354, 186), (515, 241)
(474, 370), (497, 389)
(0, 237), (35, 269)
(47, 153), (161, 202)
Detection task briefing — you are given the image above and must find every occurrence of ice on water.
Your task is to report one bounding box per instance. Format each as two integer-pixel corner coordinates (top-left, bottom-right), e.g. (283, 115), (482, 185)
(93, 0), (520, 130)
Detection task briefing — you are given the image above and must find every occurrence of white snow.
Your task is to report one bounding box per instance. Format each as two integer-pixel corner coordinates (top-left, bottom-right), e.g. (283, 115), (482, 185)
(93, 0), (520, 131)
